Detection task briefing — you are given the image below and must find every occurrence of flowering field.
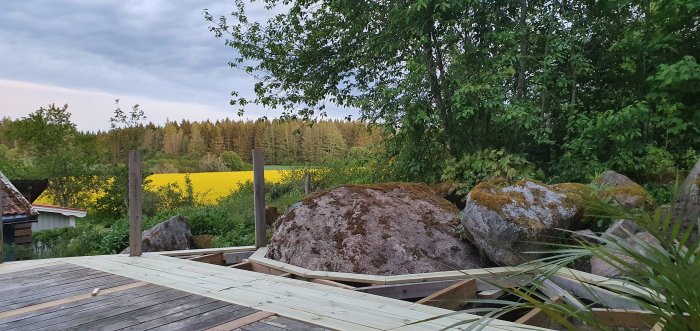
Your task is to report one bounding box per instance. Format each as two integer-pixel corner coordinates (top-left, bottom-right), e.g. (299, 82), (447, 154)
(147, 170), (286, 204)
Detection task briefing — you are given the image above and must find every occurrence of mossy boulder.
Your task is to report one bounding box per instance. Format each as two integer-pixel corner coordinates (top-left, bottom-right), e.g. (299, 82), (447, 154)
(462, 180), (584, 266)
(267, 183), (483, 275)
(593, 170), (653, 209)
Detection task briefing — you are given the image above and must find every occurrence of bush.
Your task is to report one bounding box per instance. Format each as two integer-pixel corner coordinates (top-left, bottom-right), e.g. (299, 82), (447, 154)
(442, 148), (543, 194)
(198, 153), (227, 172)
(220, 150), (247, 171)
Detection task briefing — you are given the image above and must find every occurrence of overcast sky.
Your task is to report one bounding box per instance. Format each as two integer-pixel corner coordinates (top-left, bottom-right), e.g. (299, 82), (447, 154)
(0, 0), (354, 132)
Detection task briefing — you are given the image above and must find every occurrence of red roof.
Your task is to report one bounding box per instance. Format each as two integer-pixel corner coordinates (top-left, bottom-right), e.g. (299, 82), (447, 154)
(1, 172), (38, 217)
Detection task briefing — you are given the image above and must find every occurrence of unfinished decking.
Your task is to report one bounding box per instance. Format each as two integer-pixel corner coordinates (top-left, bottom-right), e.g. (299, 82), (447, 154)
(0, 253), (541, 331)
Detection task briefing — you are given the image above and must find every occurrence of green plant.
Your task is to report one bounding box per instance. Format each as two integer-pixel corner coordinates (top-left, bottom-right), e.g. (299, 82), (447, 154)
(442, 149), (542, 194)
(220, 150), (247, 171)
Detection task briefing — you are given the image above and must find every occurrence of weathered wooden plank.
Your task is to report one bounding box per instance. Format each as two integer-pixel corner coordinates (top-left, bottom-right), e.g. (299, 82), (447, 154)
(252, 149), (266, 248)
(0, 282), (151, 321)
(118, 300), (232, 331)
(149, 306), (258, 331)
(355, 280), (459, 300)
(0, 262), (79, 279)
(224, 250), (255, 265)
(205, 310), (275, 331)
(416, 279), (477, 310)
(0, 267), (105, 294)
(69, 294), (215, 330)
(128, 150), (143, 257)
(188, 252), (225, 265)
(0, 285), (177, 329)
(0, 274), (135, 311)
(14, 228), (31, 237)
(23, 289), (194, 329)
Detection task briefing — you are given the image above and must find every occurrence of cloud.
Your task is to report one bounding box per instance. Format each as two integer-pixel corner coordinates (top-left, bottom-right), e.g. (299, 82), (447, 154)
(0, 1), (358, 130)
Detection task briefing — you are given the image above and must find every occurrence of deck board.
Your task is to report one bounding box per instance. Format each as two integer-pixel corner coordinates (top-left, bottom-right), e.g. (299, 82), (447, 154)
(0, 253), (545, 331)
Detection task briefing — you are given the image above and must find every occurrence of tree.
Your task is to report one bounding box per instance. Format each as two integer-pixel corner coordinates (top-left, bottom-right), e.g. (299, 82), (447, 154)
(8, 104), (101, 207)
(206, 0), (699, 182)
(220, 150), (246, 171)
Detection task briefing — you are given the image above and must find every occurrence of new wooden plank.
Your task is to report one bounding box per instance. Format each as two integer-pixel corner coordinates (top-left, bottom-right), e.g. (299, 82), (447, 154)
(253, 316), (333, 331)
(355, 280), (460, 300)
(550, 274), (641, 310)
(416, 279), (476, 310)
(188, 252), (225, 265)
(539, 277), (586, 311)
(311, 278), (356, 290)
(231, 260), (253, 270)
(149, 245), (257, 257)
(514, 296), (562, 327)
(204, 310), (275, 331)
(68, 256), (531, 331)
(224, 250), (256, 265)
(478, 289), (505, 299)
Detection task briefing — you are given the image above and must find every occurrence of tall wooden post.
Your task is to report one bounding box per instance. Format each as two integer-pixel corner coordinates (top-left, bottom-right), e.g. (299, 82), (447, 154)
(252, 149), (267, 248)
(0, 188), (4, 264)
(304, 173), (312, 195)
(128, 150), (143, 256)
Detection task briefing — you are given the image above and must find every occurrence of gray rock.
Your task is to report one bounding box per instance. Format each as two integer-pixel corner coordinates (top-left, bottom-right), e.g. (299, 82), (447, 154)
(267, 183), (483, 275)
(602, 219), (640, 240)
(121, 215), (193, 253)
(592, 170), (653, 209)
(590, 231), (660, 278)
(462, 180), (583, 266)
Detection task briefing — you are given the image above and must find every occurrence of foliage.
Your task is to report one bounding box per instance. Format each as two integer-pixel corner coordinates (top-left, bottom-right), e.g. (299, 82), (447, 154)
(441, 149), (543, 194)
(205, 0), (699, 183)
(220, 150), (247, 171)
(198, 153), (228, 172)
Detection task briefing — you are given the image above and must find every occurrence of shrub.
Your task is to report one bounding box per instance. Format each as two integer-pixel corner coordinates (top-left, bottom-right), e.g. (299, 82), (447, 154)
(220, 150), (247, 171)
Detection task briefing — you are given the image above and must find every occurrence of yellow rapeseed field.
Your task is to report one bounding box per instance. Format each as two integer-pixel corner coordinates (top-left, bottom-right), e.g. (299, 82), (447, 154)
(147, 170), (285, 204)
(35, 170), (286, 206)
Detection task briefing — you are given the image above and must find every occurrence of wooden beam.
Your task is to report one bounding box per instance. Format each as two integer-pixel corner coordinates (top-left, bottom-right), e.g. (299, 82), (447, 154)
(591, 308), (659, 328)
(128, 150), (143, 257)
(540, 277), (586, 311)
(416, 279), (477, 310)
(515, 296), (563, 327)
(551, 274), (641, 310)
(150, 246), (256, 257)
(312, 279), (356, 290)
(250, 260), (288, 275)
(223, 251), (255, 265)
(477, 289), (504, 299)
(355, 280), (460, 300)
(187, 252), (225, 265)
(252, 149), (266, 248)
(205, 311), (276, 331)
(229, 260), (252, 271)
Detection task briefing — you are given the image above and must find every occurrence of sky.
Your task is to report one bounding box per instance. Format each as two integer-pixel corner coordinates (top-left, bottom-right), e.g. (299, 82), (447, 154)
(0, 1), (354, 132)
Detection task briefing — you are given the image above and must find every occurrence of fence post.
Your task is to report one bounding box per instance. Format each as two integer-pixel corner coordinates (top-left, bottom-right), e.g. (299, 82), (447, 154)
(252, 149), (267, 248)
(304, 173), (313, 195)
(128, 150), (143, 257)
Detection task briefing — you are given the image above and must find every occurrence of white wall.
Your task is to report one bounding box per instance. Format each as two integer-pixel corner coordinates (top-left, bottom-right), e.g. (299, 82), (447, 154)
(31, 213), (74, 232)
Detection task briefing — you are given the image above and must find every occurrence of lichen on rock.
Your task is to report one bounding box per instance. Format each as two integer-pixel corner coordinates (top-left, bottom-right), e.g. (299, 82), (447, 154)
(462, 179), (584, 266)
(267, 183), (483, 275)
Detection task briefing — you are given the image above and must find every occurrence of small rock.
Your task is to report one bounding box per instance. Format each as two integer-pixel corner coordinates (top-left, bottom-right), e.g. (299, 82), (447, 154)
(462, 180), (584, 266)
(121, 215), (193, 253)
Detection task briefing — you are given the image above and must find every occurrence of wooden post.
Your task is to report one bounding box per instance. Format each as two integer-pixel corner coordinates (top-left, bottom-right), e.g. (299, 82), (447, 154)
(0, 187), (4, 264)
(128, 150), (143, 257)
(252, 149), (267, 248)
(304, 173), (312, 195)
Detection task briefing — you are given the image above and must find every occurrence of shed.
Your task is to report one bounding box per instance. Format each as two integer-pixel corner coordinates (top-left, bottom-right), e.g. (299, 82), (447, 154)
(32, 204), (87, 231)
(0, 171), (39, 247)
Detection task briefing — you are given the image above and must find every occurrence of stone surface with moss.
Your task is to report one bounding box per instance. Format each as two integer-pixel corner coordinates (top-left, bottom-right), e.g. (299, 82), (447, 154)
(462, 179), (584, 266)
(267, 183), (483, 275)
(593, 170), (654, 209)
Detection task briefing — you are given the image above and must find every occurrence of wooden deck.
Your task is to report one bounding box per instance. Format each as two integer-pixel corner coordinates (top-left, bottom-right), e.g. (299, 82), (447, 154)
(0, 254), (544, 331)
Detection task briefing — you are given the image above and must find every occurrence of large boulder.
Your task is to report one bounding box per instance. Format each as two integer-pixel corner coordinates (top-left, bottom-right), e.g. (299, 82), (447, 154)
(267, 183), (483, 275)
(593, 170), (653, 209)
(121, 215), (193, 253)
(462, 180), (584, 266)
